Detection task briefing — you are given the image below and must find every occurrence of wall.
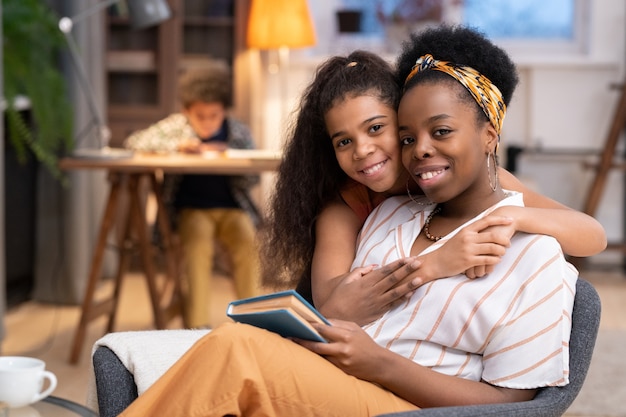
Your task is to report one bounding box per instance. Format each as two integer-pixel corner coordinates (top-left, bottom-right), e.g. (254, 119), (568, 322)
(250, 0), (626, 265)
(32, 0), (112, 304)
(505, 0), (625, 264)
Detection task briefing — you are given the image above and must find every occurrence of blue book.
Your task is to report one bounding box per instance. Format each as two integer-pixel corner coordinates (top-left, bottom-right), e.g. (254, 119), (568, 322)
(226, 290), (330, 343)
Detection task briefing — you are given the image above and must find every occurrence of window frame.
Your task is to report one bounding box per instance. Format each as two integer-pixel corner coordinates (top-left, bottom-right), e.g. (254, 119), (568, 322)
(459, 0), (591, 58)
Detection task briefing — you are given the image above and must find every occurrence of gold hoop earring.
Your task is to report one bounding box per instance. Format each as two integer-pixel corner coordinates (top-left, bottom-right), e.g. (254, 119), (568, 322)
(487, 151), (498, 192)
(406, 180), (432, 205)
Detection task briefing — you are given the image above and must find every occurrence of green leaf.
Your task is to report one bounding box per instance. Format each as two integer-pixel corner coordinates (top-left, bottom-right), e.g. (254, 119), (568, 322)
(3, 0), (73, 180)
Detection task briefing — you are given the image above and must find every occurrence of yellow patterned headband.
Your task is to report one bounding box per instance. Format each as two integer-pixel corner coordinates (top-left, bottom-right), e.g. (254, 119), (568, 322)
(404, 54), (506, 138)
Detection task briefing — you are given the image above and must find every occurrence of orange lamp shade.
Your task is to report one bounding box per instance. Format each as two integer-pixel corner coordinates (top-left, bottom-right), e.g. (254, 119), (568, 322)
(247, 0), (317, 49)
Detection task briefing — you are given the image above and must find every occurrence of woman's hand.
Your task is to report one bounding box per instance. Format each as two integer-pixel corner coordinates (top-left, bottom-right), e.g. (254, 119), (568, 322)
(297, 319), (538, 407)
(297, 319), (389, 381)
(317, 257), (423, 325)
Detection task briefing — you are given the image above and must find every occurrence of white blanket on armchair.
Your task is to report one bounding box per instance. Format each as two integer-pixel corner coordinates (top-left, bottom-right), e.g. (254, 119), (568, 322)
(87, 329), (209, 409)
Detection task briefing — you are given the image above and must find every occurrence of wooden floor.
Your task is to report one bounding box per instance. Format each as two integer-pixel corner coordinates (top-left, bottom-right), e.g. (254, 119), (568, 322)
(1, 270), (240, 409)
(1, 264), (625, 415)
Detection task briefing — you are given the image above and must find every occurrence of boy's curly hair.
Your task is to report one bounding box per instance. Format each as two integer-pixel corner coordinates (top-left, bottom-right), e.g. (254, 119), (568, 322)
(177, 60), (232, 108)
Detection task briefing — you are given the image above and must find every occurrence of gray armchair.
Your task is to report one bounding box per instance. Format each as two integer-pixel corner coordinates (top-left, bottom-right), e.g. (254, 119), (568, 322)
(93, 278), (601, 417)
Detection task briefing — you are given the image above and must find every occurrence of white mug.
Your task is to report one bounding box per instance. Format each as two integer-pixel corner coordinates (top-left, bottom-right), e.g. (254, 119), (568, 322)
(0, 357), (57, 408)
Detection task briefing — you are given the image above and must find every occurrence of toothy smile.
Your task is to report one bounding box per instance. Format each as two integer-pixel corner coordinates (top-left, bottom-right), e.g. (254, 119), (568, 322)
(361, 161), (386, 175)
(418, 169), (445, 180)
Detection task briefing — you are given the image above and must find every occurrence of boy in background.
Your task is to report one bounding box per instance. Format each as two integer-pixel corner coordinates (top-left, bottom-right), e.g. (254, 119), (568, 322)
(125, 60), (261, 328)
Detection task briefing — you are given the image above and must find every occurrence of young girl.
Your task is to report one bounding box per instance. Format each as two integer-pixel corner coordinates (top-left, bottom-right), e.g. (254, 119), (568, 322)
(118, 25), (577, 416)
(263, 50), (605, 323)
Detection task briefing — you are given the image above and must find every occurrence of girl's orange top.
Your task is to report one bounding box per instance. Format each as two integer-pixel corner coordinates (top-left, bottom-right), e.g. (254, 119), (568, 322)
(339, 179), (388, 224)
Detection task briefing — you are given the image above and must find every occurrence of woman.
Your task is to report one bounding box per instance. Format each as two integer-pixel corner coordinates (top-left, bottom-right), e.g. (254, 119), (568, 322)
(118, 25), (577, 416)
(263, 50), (605, 324)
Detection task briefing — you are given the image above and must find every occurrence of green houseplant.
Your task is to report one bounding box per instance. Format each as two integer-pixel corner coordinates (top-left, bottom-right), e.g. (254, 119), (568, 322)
(3, 0), (73, 178)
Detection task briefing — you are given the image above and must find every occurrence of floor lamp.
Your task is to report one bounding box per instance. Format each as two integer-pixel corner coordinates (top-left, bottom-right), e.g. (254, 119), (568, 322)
(246, 0), (316, 131)
(58, 0), (171, 158)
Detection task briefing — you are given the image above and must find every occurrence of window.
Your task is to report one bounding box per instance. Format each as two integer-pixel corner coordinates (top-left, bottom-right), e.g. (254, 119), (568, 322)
(464, 0), (574, 39)
(335, 0), (589, 57)
(462, 0), (589, 55)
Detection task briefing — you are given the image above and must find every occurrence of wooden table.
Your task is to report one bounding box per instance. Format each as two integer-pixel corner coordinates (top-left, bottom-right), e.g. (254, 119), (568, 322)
(61, 149), (282, 174)
(60, 150), (282, 364)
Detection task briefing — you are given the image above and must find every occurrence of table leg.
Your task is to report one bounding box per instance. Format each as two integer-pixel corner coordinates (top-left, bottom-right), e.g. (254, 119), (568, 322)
(149, 174), (185, 325)
(106, 188), (136, 334)
(69, 173), (123, 364)
(68, 172), (186, 364)
(127, 174), (168, 329)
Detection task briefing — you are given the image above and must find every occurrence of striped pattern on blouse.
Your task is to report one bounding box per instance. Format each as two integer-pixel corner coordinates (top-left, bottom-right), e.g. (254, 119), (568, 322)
(352, 192), (577, 389)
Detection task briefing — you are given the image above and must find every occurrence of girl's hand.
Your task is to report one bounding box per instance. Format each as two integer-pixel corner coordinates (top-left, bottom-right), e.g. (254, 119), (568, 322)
(317, 257), (423, 325)
(463, 212), (516, 278)
(424, 215), (514, 280)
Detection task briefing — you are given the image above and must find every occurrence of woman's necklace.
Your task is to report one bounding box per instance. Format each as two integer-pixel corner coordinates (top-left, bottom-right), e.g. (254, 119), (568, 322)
(423, 206), (443, 242)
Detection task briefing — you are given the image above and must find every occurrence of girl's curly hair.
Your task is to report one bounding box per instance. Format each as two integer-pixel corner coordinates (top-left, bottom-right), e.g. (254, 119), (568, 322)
(260, 50), (400, 290)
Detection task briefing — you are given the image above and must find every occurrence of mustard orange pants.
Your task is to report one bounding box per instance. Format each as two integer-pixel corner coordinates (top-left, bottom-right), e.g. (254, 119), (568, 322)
(119, 323), (418, 417)
(178, 208), (261, 328)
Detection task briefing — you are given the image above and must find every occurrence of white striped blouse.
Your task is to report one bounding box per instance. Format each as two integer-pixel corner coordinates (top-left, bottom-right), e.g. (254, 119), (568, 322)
(352, 192), (577, 389)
